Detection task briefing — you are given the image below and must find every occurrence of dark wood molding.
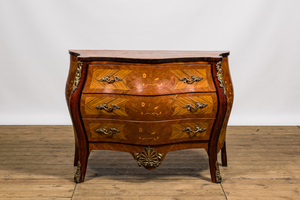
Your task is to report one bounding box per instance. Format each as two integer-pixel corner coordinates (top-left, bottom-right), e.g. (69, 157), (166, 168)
(68, 61), (90, 182)
(69, 50), (229, 64)
(208, 61), (228, 183)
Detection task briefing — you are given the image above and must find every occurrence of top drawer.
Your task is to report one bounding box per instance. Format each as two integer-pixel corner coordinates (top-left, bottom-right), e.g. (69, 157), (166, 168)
(83, 63), (216, 95)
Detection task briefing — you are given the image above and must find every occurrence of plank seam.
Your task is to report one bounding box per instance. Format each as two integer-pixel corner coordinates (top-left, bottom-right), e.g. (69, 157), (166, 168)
(220, 183), (228, 200)
(71, 183), (77, 200)
(223, 178), (300, 180)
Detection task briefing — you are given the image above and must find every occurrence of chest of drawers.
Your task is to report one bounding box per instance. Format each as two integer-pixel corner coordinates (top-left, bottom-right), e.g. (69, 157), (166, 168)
(65, 50), (234, 183)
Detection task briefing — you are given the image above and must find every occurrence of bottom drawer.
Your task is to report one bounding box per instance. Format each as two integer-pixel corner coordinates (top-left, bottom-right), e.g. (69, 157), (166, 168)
(83, 119), (215, 145)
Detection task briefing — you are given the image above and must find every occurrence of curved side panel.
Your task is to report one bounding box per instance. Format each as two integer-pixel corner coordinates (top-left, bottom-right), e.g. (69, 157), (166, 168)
(65, 55), (78, 108)
(208, 61), (228, 183)
(217, 57), (234, 152)
(68, 60), (89, 183)
(65, 55), (80, 166)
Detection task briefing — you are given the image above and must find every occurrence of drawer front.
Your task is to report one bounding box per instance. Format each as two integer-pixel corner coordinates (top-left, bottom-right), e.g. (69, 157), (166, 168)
(82, 63), (216, 95)
(83, 119), (215, 145)
(80, 93), (218, 120)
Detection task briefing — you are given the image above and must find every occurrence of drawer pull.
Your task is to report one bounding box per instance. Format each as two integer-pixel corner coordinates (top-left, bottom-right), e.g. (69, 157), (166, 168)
(95, 127), (120, 135)
(183, 102), (207, 112)
(182, 126), (206, 134)
(96, 103), (120, 112)
(179, 75), (203, 84)
(98, 75), (122, 83)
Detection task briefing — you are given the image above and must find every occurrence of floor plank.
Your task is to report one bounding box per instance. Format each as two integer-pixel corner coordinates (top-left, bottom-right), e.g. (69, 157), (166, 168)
(0, 125), (299, 199)
(222, 180), (300, 200)
(0, 180), (74, 198)
(73, 180), (225, 199)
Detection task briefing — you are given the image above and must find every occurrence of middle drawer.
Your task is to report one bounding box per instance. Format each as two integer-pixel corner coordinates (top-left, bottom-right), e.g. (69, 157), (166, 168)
(80, 93), (218, 120)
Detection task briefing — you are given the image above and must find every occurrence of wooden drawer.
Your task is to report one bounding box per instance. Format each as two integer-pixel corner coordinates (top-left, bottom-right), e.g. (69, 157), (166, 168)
(83, 119), (215, 145)
(82, 63), (216, 95)
(80, 93), (218, 120)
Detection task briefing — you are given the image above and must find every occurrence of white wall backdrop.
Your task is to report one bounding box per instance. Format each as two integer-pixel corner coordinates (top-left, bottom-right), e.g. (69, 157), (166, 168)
(0, 0), (299, 125)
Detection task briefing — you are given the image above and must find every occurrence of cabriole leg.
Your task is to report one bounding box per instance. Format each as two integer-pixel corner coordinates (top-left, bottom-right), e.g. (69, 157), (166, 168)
(208, 150), (222, 183)
(74, 145), (79, 166)
(221, 141), (228, 166)
(74, 144), (89, 183)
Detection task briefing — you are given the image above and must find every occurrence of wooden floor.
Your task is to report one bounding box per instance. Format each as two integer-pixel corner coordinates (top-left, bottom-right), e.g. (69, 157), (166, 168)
(0, 126), (299, 200)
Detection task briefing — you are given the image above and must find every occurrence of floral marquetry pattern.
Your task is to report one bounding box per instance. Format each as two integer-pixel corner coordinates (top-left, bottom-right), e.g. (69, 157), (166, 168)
(134, 146), (164, 169)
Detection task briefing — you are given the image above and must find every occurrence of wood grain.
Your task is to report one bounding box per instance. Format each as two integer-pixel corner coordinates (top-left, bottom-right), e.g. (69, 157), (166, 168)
(83, 63), (216, 95)
(208, 61), (228, 183)
(170, 68), (209, 90)
(68, 61), (90, 182)
(1, 125), (300, 199)
(88, 142), (209, 158)
(90, 68), (132, 90)
(67, 51), (232, 183)
(218, 56), (234, 152)
(222, 180), (300, 200)
(69, 50), (229, 63)
(83, 118), (215, 145)
(65, 55), (77, 107)
(80, 93), (218, 120)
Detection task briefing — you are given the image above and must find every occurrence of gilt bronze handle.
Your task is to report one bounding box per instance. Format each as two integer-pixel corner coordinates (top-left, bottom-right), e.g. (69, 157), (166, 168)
(179, 75), (203, 84)
(98, 75), (122, 83)
(183, 102), (207, 112)
(96, 103), (120, 112)
(182, 126), (206, 134)
(95, 127), (120, 135)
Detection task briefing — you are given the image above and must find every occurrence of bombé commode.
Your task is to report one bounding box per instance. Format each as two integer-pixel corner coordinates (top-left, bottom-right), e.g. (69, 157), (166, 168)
(65, 50), (234, 183)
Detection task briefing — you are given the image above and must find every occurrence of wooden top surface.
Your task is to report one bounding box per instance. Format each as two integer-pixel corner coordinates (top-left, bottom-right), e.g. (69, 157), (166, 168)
(69, 50), (229, 62)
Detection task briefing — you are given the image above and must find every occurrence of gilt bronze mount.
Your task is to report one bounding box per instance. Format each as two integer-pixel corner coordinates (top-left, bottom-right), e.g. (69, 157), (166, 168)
(96, 103), (120, 112)
(98, 75), (122, 83)
(134, 146), (164, 169)
(71, 61), (83, 94)
(183, 102), (207, 112)
(216, 61), (227, 95)
(95, 127), (120, 136)
(179, 75), (203, 84)
(182, 126), (206, 136)
(74, 161), (81, 183)
(215, 161), (222, 183)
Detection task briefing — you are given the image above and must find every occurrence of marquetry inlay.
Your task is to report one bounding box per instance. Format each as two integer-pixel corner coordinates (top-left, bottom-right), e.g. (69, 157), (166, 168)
(170, 122), (208, 140)
(89, 123), (126, 140)
(171, 95), (213, 116)
(170, 68), (209, 90)
(67, 50), (233, 183)
(90, 69), (132, 90)
(84, 97), (129, 116)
